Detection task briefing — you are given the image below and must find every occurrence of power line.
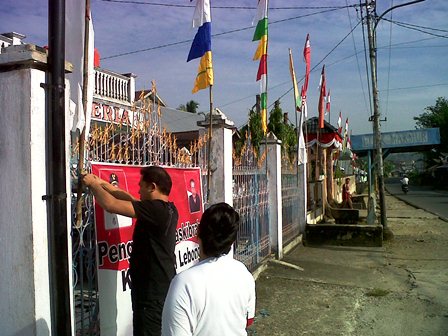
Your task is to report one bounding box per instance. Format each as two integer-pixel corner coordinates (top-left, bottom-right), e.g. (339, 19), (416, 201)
(379, 83), (448, 91)
(382, 18), (448, 39)
(360, 0), (373, 117)
(270, 18), (363, 107)
(386, 36), (442, 46)
(346, 0), (370, 117)
(218, 36), (447, 114)
(381, 18), (448, 33)
(219, 18), (364, 113)
(379, 44), (448, 49)
(225, 18), (364, 115)
(103, 8), (344, 60)
(100, 0), (358, 10)
(384, 0), (394, 121)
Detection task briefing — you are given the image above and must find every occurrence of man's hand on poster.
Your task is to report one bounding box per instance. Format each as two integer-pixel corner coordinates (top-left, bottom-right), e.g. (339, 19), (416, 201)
(83, 173), (136, 202)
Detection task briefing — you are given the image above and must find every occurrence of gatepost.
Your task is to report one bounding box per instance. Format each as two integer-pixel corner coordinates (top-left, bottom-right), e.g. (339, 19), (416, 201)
(261, 132), (283, 259)
(198, 108), (234, 207)
(0, 43), (73, 335)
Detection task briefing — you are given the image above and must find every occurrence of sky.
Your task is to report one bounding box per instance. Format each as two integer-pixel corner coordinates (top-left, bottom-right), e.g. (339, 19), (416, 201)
(1, 0), (447, 135)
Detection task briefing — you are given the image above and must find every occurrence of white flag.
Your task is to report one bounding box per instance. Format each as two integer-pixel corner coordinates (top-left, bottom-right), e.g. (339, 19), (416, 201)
(66, 2), (94, 139)
(298, 101), (308, 164)
(192, 0), (211, 28)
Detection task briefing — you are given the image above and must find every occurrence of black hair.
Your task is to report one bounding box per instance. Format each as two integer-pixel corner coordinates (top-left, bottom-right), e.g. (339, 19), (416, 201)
(198, 202), (240, 257)
(140, 166), (172, 195)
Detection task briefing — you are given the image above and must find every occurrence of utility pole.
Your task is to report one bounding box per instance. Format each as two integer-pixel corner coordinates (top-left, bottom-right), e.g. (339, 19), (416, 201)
(365, 0), (388, 231)
(364, 0), (425, 237)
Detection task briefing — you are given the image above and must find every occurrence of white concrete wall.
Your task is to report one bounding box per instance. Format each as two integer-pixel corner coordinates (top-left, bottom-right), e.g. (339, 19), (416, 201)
(199, 112), (234, 206)
(0, 67), (52, 335)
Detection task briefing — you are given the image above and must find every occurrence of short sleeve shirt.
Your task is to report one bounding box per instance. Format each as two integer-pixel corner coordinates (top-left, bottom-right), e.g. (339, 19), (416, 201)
(130, 199), (178, 301)
(162, 254), (256, 336)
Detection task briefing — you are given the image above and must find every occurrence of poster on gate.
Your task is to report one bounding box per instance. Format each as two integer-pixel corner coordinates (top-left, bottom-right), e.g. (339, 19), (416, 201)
(90, 162), (203, 336)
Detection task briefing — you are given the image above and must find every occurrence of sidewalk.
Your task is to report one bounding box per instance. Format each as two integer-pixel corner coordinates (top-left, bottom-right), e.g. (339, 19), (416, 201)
(248, 194), (448, 336)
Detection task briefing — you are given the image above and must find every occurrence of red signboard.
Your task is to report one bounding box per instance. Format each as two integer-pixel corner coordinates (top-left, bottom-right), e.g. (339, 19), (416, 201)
(91, 163), (203, 273)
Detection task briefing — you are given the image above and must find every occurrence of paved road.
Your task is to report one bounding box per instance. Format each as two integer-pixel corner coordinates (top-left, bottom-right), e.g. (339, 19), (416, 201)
(250, 194), (448, 335)
(385, 178), (448, 221)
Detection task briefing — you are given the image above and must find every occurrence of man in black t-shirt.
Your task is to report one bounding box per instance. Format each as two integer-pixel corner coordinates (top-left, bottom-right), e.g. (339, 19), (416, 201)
(84, 166), (179, 336)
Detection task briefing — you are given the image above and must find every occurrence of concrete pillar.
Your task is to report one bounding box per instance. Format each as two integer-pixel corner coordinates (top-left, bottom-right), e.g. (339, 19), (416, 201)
(261, 133), (283, 259)
(322, 148), (328, 204)
(123, 72), (137, 103)
(298, 163), (307, 232)
(0, 44), (73, 335)
(198, 108), (234, 206)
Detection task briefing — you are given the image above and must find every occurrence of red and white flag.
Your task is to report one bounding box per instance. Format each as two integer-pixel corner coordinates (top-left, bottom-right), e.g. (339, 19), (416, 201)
(337, 111), (342, 134)
(343, 118), (349, 148)
(302, 33), (311, 98)
(318, 65), (326, 128)
(325, 89), (331, 114)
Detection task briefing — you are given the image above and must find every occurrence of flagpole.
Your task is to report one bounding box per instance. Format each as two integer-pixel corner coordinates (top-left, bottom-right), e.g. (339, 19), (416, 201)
(296, 105), (302, 188)
(265, 0), (269, 177)
(206, 84), (213, 203)
(303, 101), (309, 214)
(76, 0), (91, 229)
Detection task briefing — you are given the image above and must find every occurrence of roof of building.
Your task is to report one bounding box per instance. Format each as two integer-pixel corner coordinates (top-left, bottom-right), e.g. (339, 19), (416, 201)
(135, 89), (167, 107)
(305, 116), (340, 135)
(160, 106), (205, 133)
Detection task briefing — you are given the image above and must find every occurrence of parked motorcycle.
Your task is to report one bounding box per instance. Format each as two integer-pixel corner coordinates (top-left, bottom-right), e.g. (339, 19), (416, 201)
(401, 184), (409, 194)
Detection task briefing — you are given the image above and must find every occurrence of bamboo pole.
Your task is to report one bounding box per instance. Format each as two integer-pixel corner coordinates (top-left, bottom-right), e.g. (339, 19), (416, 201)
(206, 85), (213, 203)
(75, 0), (91, 229)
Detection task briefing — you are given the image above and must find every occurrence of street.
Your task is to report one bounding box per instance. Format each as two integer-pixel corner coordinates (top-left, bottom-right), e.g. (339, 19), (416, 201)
(248, 193), (448, 335)
(385, 178), (448, 221)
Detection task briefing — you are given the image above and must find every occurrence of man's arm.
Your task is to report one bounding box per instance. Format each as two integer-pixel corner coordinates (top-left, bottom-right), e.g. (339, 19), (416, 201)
(246, 278), (256, 328)
(100, 180), (137, 201)
(83, 174), (136, 218)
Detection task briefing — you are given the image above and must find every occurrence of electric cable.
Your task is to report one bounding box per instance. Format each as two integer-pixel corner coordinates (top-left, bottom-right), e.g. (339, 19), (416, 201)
(103, 8), (346, 60)
(346, 0), (370, 117)
(100, 0), (358, 10)
(381, 18), (448, 39)
(360, 0), (373, 118)
(384, 0), (394, 124)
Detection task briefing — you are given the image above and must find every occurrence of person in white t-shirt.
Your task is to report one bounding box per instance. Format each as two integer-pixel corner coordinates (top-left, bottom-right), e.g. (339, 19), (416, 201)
(162, 202), (256, 336)
(401, 176), (409, 186)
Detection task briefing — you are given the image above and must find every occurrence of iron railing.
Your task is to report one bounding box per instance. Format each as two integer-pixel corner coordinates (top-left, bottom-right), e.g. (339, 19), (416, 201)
(281, 167), (301, 246)
(71, 87), (208, 335)
(232, 141), (270, 271)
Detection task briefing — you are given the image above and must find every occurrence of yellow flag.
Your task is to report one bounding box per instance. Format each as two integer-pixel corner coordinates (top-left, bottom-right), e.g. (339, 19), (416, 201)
(192, 51), (214, 93)
(253, 35), (267, 61)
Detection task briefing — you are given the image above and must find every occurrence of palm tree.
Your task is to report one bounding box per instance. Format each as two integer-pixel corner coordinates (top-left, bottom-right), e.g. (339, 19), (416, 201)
(178, 100), (199, 113)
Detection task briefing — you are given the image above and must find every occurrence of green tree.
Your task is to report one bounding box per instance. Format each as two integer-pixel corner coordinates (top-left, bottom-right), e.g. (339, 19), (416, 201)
(267, 100), (297, 154)
(235, 100), (297, 159)
(177, 100), (199, 113)
(414, 97), (448, 164)
(234, 107), (264, 155)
